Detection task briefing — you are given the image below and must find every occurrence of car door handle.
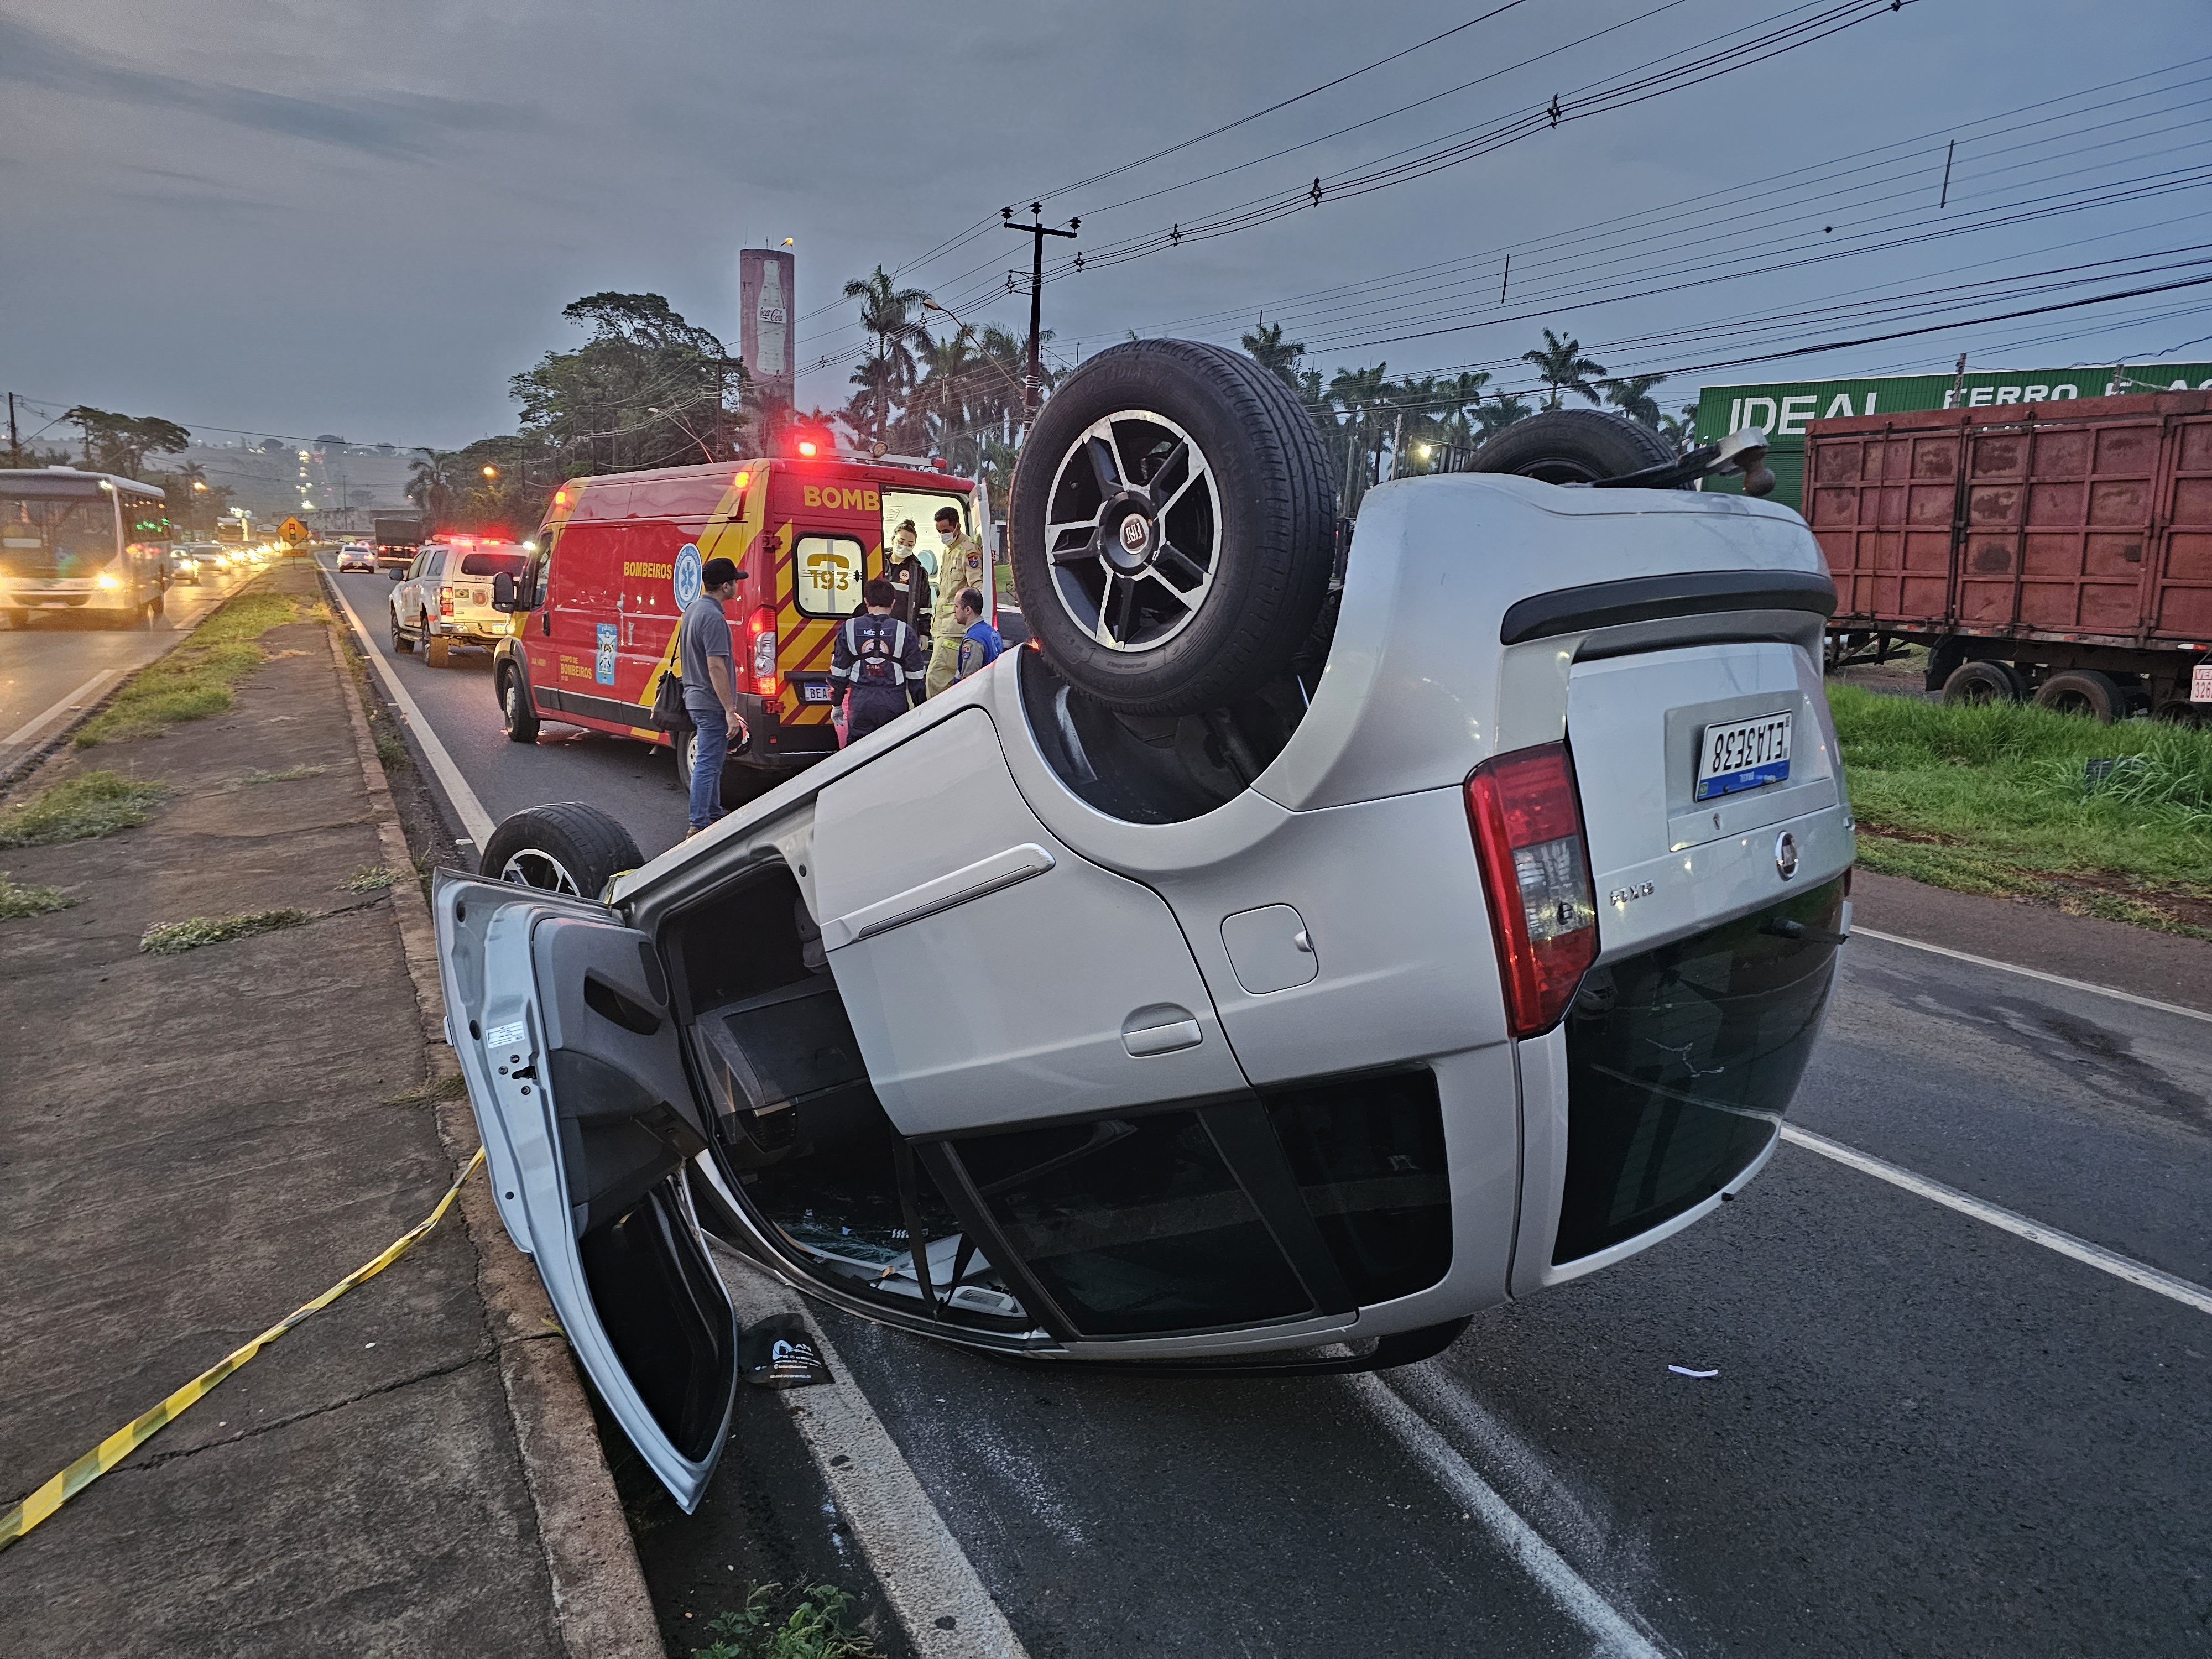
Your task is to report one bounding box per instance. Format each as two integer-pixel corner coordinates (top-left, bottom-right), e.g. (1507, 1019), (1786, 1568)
(1121, 1005), (1203, 1057)
(541, 611), (551, 635)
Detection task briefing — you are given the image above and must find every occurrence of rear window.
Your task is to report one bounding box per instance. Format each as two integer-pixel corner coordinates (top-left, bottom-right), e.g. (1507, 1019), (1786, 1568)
(459, 551), (527, 578)
(1553, 878), (1845, 1263)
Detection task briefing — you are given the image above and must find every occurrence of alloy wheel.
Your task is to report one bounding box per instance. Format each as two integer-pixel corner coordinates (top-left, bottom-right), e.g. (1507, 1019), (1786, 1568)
(1043, 411), (1221, 652)
(498, 848), (582, 894)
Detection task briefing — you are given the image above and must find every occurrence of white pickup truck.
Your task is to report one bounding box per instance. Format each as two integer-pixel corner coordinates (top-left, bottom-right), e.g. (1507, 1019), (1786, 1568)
(388, 537), (530, 666)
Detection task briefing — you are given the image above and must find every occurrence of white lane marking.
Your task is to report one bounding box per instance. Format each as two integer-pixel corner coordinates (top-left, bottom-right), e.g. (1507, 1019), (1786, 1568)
(319, 561), (497, 846)
(1780, 1124), (2212, 1318)
(1852, 926), (2212, 1026)
(2, 668), (122, 749)
(714, 1252), (1031, 1659)
(1352, 1374), (1667, 1659)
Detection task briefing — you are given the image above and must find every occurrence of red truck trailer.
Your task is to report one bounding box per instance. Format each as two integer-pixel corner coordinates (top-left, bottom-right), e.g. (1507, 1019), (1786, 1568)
(1807, 389), (2212, 721)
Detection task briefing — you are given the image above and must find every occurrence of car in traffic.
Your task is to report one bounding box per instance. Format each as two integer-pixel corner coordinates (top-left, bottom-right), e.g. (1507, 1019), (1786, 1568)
(336, 541), (378, 573)
(437, 340), (1846, 1511)
(388, 536), (530, 666)
(168, 544), (201, 584)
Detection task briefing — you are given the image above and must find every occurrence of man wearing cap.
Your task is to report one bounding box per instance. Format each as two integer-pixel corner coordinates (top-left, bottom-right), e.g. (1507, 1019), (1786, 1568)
(678, 556), (748, 836)
(925, 505), (985, 697)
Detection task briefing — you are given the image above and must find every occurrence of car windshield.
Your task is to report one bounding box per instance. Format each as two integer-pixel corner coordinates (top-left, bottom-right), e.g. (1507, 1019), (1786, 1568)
(458, 551), (526, 578)
(0, 494), (118, 579)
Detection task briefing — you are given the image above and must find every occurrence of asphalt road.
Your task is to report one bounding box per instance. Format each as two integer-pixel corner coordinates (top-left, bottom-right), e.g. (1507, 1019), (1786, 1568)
(0, 562), (260, 766)
(324, 549), (2212, 1656)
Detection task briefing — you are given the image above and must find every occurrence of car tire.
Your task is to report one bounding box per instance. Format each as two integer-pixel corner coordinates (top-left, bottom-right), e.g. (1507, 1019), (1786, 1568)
(1010, 338), (1335, 716)
(479, 803), (642, 899)
(1940, 660), (2025, 706)
(391, 608), (414, 653)
(2033, 668), (2127, 722)
(4, 609), (28, 630)
(674, 724), (697, 791)
(499, 669), (541, 743)
(426, 632), (450, 668)
(1470, 409), (1680, 484)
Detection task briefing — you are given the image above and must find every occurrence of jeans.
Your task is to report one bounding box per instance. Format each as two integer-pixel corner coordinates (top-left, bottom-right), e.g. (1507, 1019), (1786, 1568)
(685, 696), (728, 831)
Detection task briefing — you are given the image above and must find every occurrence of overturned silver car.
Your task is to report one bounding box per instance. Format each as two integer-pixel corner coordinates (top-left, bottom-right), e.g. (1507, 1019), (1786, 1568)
(437, 341), (1853, 1508)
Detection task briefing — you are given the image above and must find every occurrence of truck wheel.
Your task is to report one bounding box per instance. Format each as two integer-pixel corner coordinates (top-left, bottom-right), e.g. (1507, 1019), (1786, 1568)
(674, 726), (698, 791)
(425, 632), (450, 668)
(499, 669), (541, 743)
(480, 804), (641, 900)
(1010, 338), (1334, 716)
(2033, 669), (2126, 722)
(391, 608), (414, 653)
(1469, 409), (1678, 484)
(1941, 660), (2025, 706)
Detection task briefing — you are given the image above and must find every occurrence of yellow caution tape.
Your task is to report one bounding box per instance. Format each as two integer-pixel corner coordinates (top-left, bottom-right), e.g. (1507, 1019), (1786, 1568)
(0, 1147), (485, 1553)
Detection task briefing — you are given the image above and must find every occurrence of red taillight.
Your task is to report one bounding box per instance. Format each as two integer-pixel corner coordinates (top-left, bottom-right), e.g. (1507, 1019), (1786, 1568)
(749, 606), (776, 695)
(1465, 743), (1598, 1039)
(439, 585), (455, 617)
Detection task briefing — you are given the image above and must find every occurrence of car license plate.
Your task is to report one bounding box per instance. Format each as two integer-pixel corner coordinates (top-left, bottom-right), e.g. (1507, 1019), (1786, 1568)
(1696, 712), (1793, 800)
(800, 681), (833, 704)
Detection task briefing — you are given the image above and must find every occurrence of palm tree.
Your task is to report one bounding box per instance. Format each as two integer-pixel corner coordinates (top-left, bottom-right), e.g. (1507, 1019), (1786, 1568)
(1522, 330), (1608, 410)
(1656, 401), (1700, 454)
(1599, 372), (1668, 429)
(1240, 320), (1305, 392)
(405, 450), (462, 524)
(1475, 392), (1534, 439)
(843, 268), (933, 444)
(1329, 363), (1392, 507)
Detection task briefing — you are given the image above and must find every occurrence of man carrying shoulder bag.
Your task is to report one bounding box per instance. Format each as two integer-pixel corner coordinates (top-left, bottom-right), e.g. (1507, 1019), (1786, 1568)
(675, 557), (750, 836)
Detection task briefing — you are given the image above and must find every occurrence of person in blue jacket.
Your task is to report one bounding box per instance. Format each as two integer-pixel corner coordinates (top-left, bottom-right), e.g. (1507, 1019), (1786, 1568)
(953, 587), (1003, 681)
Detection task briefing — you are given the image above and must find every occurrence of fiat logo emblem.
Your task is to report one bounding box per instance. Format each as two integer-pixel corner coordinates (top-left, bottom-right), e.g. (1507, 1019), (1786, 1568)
(1774, 831), (1799, 879)
(1119, 517), (1149, 554)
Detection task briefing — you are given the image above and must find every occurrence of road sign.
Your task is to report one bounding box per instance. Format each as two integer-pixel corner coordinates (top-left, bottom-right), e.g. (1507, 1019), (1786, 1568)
(278, 517), (309, 546)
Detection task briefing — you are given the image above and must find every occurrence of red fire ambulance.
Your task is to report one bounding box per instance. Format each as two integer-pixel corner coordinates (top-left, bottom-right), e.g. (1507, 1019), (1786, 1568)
(488, 436), (990, 773)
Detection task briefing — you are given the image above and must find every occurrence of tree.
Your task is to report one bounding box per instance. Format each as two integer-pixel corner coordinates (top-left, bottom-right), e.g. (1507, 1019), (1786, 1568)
(1521, 330), (1608, 410)
(1240, 320), (1305, 392)
(1475, 392), (1534, 439)
(509, 292), (747, 474)
(406, 450), (463, 524)
(1599, 372), (1668, 429)
(1656, 401), (1701, 453)
(842, 268), (933, 445)
(62, 407), (191, 477)
(1328, 363), (1393, 510)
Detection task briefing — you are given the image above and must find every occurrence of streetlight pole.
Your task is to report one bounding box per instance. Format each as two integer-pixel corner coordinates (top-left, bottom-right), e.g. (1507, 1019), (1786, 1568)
(1003, 204), (1077, 434)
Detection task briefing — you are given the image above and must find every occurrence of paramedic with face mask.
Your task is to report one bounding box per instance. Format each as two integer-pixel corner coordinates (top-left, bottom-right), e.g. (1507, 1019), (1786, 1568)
(925, 505), (985, 698)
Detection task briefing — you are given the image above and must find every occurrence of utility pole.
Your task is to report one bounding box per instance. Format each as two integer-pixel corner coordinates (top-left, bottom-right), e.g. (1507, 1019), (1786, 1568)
(1004, 204), (1078, 432)
(6, 392), (18, 464)
(1949, 352), (1968, 410)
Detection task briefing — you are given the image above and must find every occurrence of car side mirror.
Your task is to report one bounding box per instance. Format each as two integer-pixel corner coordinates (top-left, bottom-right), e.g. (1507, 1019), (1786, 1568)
(491, 571), (518, 611)
(387, 566), (404, 581)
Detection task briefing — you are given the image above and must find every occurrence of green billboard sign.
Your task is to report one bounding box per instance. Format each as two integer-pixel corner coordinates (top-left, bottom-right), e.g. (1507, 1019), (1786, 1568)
(1694, 361), (2212, 509)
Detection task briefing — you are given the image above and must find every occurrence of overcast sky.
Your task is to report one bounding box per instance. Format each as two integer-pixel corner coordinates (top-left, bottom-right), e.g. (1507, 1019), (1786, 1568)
(4, 0), (2208, 451)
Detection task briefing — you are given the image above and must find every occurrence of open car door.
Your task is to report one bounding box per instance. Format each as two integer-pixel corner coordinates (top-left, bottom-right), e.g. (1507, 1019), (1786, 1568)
(432, 869), (738, 1511)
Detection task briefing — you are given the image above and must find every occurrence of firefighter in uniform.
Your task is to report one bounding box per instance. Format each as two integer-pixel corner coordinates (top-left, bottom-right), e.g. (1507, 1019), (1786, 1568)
(925, 505), (985, 698)
(831, 576), (928, 744)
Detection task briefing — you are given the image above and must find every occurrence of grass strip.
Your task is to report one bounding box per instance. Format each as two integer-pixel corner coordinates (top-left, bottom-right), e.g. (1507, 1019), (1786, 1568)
(342, 864), (398, 893)
(0, 771), (167, 847)
(140, 907), (312, 956)
(76, 590), (326, 747)
(692, 1583), (882, 1659)
(1830, 683), (2212, 935)
(0, 874), (75, 920)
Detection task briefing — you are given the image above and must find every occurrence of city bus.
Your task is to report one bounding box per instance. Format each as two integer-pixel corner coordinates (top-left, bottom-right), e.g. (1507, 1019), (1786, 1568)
(1, 467), (171, 627)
